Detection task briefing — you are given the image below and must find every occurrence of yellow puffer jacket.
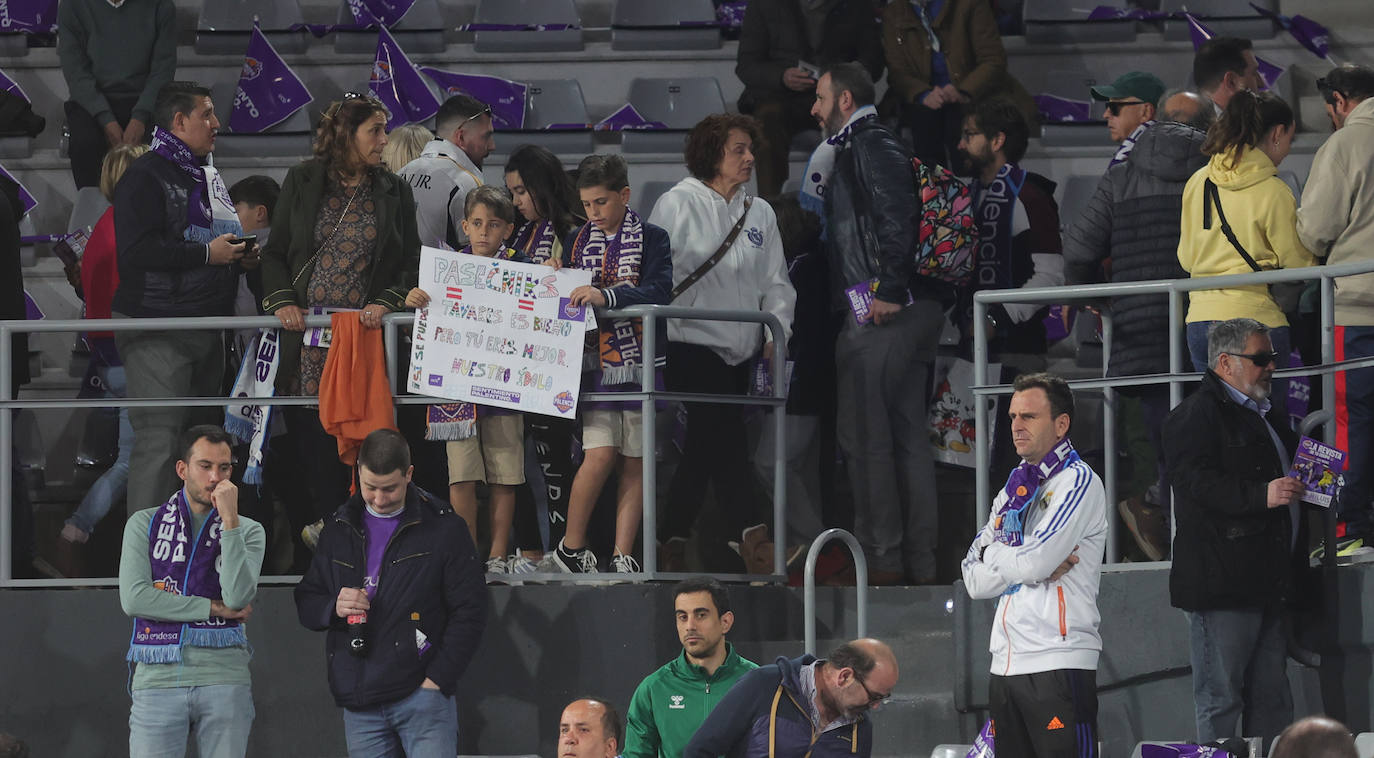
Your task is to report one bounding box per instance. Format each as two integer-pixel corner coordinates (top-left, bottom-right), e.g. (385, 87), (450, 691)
(1178, 146), (1315, 327)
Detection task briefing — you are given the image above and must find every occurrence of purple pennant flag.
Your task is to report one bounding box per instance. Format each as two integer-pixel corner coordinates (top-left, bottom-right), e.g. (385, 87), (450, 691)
(23, 290), (42, 320)
(420, 68), (527, 130)
(0, 68), (26, 102)
(1186, 14), (1283, 91)
(0, 163), (36, 216)
(230, 27), (313, 133)
(1248, 3), (1331, 60)
(1034, 94), (1092, 123)
(346, 0), (415, 28)
(1256, 57), (1285, 91)
(595, 104), (667, 131)
(1, 0), (58, 34)
(370, 24), (440, 129)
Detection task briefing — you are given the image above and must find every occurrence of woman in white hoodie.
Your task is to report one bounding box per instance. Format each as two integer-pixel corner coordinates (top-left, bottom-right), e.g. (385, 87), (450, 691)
(648, 113), (797, 574)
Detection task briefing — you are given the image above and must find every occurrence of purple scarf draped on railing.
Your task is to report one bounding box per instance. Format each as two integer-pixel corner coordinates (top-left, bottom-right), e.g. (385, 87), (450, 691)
(127, 490), (246, 664)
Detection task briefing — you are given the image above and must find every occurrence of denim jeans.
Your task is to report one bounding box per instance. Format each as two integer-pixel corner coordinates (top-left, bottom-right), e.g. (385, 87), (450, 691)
(1187, 321), (1291, 420)
(1186, 607), (1292, 748)
(67, 364), (132, 534)
(129, 684), (254, 758)
(1336, 325), (1374, 533)
(343, 686), (458, 758)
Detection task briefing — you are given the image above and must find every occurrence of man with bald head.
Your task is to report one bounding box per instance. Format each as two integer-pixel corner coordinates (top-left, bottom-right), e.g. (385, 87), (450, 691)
(1159, 90), (1215, 132)
(559, 698), (623, 758)
(684, 638), (897, 758)
(1271, 717), (1357, 758)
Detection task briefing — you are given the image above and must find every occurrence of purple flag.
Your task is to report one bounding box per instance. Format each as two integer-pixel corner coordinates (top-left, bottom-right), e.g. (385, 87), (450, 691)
(0, 163), (36, 216)
(346, 0), (415, 28)
(1248, 3), (1331, 60)
(1034, 94), (1092, 122)
(595, 104), (667, 131)
(1085, 5), (1165, 21)
(459, 23), (579, 31)
(1, 0), (58, 34)
(370, 24), (440, 129)
(716, 2), (747, 29)
(230, 27), (313, 133)
(420, 67), (526, 130)
(1186, 14), (1284, 91)
(23, 290), (41, 320)
(0, 68), (26, 102)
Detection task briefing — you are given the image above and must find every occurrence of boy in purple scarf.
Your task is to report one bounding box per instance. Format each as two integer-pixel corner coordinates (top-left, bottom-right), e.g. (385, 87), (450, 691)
(118, 424), (266, 758)
(552, 155), (672, 574)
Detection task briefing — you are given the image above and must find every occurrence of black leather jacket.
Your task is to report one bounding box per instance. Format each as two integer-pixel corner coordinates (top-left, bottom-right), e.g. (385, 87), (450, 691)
(112, 151), (240, 318)
(825, 117), (931, 307)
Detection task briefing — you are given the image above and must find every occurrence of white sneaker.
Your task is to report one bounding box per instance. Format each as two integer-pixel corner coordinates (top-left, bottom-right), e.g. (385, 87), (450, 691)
(507, 554), (539, 575)
(485, 556), (509, 575)
(610, 552), (641, 573)
(552, 539), (598, 574)
(534, 553), (561, 572)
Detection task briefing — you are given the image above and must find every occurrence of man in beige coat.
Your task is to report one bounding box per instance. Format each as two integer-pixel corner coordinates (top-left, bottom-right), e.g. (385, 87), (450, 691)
(1297, 63), (1374, 545)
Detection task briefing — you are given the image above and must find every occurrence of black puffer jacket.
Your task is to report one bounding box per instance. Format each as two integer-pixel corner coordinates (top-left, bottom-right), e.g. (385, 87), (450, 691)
(112, 151), (240, 318)
(294, 484), (488, 710)
(1164, 371), (1301, 611)
(1063, 121), (1208, 377)
(826, 116), (946, 309)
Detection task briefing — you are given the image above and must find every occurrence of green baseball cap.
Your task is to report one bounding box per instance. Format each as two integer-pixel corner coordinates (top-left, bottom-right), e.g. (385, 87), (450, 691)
(1090, 71), (1166, 105)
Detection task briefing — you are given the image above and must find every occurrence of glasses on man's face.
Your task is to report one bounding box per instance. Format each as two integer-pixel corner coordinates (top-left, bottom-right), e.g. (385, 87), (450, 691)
(1230, 351), (1277, 367)
(854, 673), (890, 708)
(1105, 100), (1147, 117)
(458, 105), (494, 130)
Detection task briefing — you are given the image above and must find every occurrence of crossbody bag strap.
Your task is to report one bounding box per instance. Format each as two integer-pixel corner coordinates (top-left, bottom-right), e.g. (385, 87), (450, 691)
(1204, 178), (1264, 273)
(670, 197), (753, 301)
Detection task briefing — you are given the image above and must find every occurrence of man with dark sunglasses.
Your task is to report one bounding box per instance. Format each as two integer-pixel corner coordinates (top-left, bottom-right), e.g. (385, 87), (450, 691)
(683, 638), (897, 758)
(396, 94), (494, 250)
(1298, 64), (1374, 544)
(1089, 71), (1164, 163)
(1163, 318), (1305, 749)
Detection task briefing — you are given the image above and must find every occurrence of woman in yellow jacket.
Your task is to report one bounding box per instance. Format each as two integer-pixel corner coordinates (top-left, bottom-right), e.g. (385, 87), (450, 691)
(1178, 90), (1315, 399)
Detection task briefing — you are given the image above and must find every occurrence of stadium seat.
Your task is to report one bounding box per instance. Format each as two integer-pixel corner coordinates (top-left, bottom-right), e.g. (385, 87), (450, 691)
(0, 33), (26, 58)
(335, 0), (446, 55)
(611, 0), (722, 51)
(1354, 732), (1374, 758)
(620, 77), (726, 153)
(195, 0), (309, 55)
(1036, 69), (1115, 148)
(1161, 0), (1277, 41)
(472, 0), (584, 53)
(1058, 174), (1102, 234)
(1023, 0), (1137, 45)
(496, 79), (594, 156)
(929, 745), (974, 758)
(207, 80), (314, 159)
(66, 187), (109, 234)
(634, 180), (677, 217)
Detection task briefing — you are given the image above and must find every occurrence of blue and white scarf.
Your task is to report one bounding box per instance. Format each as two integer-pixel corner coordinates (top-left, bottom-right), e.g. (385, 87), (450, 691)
(799, 105), (879, 232)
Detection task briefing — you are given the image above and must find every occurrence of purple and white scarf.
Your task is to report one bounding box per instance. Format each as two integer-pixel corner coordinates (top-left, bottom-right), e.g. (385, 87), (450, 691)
(225, 329), (281, 485)
(568, 210), (661, 385)
(1109, 119), (1154, 167)
(973, 162), (1027, 292)
(127, 490), (247, 664)
(994, 437), (1078, 548)
(511, 218), (557, 265)
(149, 127), (214, 229)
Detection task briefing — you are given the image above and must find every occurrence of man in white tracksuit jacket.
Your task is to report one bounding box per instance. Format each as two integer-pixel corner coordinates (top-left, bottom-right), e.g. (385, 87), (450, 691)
(962, 372), (1108, 758)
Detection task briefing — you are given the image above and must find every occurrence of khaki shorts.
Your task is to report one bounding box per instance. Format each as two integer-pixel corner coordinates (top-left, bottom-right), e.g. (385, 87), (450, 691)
(581, 409), (644, 457)
(445, 414), (526, 485)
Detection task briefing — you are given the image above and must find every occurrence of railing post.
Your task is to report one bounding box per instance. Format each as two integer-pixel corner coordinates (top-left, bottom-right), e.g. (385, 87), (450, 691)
(803, 528), (868, 656)
(770, 322), (788, 576)
(383, 314), (398, 395)
(640, 310), (658, 576)
(973, 299), (989, 531)
(1321, 274), (1339, 570)
(1, 322), (11, 583)
(1100, 309), (1118, 564)
(1168, 287), (1183, 411)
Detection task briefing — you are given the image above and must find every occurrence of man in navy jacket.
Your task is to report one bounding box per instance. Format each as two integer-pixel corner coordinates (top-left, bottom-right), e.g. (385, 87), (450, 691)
(684, 638), (897, 758)
(295, 429), (488, 757)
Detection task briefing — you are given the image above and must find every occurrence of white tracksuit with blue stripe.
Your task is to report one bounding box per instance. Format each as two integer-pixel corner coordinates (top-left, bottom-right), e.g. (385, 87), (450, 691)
(961, 455), (1108, 677)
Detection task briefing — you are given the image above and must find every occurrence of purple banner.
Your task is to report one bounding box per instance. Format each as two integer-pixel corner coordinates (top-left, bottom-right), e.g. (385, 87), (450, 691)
(1256, 56), (1285, 91)
(420, 67), (526, 130)
(1085, 5), (1166, 21)
(1186, 14), (1284, 91)
(1034, 94), (1092, 122)
(459, 23), (579, 31)
(1249, 3), (1330, 60)
(370, 24), (440, 129)
(595, 104), (667, 131)
(0, 162), (36, 216)
(346, 0), (415, 28)
(230, 26), (313, 133)
(0, 67), (26, 102)
(0, 0), (58, 35)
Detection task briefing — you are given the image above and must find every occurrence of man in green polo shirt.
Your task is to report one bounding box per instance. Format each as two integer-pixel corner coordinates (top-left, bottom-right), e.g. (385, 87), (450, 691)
(624, 577), (758, 758)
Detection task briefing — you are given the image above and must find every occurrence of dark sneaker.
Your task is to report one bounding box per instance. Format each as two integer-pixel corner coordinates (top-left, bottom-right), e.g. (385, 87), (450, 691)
(1118, 497), (1169, 561)
(552, 539), (598, 573)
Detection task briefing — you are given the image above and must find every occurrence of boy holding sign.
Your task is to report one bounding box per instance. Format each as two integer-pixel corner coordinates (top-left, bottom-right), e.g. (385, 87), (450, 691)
(406, 186), (533, 574)
(552, 155), (673, 575)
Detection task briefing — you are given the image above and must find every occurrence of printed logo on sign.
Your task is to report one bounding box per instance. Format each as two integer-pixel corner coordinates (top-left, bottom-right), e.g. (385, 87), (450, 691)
(371, 60), (393, 84)
(747, 227), (763, 247)
(553, 390), (575, 414)
(240, 57), (264, 81)
(428, 374), (444, 387)
(558, 298), (585, 321)
(472, 386), (520, 403)
(669, 694), (685, 710)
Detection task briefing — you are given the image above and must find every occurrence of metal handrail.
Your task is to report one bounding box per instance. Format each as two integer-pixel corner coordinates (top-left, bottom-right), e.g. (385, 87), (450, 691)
(803, 528), (868, 656)
(971, 258), (1374, 563)
(0, 304), (789, 585)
